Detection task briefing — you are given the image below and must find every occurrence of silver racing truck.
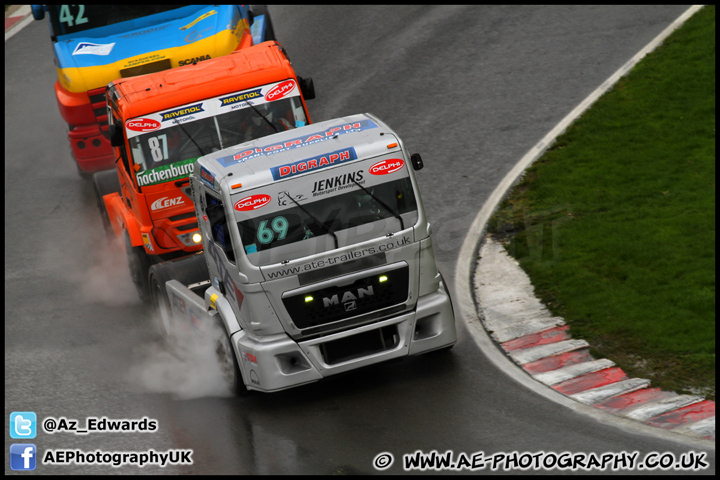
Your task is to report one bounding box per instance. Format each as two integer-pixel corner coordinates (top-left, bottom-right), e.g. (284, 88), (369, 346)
(148, 113), (456, 393)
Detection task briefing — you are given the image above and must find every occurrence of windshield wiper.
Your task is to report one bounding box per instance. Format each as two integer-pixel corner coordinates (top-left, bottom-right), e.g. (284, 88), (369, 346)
(350, 179), (405, 231)
(175, 121), (208, 156)
(245, 100), (279, 133)
(280, 191), (339, 249)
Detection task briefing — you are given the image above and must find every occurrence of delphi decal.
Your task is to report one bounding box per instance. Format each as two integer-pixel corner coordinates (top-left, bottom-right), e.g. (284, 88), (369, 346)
(234, 194), (272, 211)
(126, 118), (161, 132)
(369, 158), (404, 175)
(266, 80), (296, 101)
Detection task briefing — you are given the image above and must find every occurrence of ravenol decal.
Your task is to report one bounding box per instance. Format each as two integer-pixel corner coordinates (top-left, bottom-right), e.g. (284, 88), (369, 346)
(219, 89), (263, 106)
(369, 158), (405, 176)
(218, 119), (378, 167)
(266, 80), (296, 102)
(137, 158), (196, 187)
(161, 103), (204, 121)
(234, 194), (271, 212)
(126, 118), (161, 133)
(72, 42), (115, 56)
(271, 148), (357, 180)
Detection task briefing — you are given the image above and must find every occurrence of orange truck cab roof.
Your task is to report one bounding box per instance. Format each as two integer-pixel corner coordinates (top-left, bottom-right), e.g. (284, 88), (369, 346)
(108, 41), (298, 120)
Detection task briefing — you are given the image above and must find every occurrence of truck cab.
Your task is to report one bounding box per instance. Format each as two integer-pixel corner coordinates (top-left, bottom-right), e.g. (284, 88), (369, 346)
(151, 114), (456, 393)
(32, 5), (273, 176)
(98, 41), (315, 302)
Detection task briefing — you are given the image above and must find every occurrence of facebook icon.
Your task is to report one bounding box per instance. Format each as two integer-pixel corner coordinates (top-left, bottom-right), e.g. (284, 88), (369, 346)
(10, 444), (37, 471)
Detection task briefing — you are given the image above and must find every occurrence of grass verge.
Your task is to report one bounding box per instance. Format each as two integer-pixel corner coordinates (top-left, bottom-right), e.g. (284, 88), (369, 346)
(487, 6), (715, 400)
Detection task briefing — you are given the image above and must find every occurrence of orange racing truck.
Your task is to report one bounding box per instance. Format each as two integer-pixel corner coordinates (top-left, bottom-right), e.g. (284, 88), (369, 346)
(31, 5), (276, 177)
(94, 41), (315, 302)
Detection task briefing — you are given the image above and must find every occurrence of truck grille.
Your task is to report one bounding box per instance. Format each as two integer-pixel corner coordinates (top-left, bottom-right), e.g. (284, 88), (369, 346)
(282, 264), (409, 331)
(320, 324), (400, 365)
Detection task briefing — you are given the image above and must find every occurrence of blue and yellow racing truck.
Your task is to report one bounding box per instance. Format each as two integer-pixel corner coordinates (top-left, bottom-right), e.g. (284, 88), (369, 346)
(31, 5), (275, 176)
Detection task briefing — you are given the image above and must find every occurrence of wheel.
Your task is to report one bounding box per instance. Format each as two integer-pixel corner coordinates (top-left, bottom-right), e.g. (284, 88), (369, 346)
(92, 170), (120, 237)
(251, 5), (276, 42)
(124, 232), (152, 304)
(213, 317), (248, 396)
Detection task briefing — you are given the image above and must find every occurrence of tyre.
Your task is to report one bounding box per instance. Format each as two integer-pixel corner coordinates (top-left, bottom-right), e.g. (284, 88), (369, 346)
(124, 232), (152, 304)
(213, 317), (248, 396)
(251, 5), (276, 42)
(92, 169), (120, 237)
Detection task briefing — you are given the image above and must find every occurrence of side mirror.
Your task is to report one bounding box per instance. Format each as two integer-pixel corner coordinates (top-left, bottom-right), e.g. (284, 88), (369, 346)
(109, 124), (123, 147)
(411, 153), (424, 171)
(31, 5), (45, 20)
(298, 76), (315, 101)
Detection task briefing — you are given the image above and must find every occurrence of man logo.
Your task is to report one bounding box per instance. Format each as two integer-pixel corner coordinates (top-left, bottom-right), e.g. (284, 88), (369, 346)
(323, 286), (374, 308)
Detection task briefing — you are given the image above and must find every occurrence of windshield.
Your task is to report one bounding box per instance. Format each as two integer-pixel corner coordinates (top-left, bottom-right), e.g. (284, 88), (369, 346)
(49, 5), (186, 37)
(233, 157), (419, 266)
(126, 81), (308, 188)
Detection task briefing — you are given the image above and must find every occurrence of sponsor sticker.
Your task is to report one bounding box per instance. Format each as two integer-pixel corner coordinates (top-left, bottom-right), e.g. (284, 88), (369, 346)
(178, 55), (211, 66)
(72, 42), (115, 56)
(141, 233), (154, 252)
(179, 9), (217, 31)
(219, 119), (378, 167)
(243, 352), (258, 364)
(270, 147), (358, 180)
(266, 80), (296, 101)
(126, 118), (161, 133)
(172, 294), (187, 314)
(200, 166), (216, 189)
(234, 194), (271, 211)
(161, 103), (205, 122)
(369, 158), (405, 176)
(219, 89), (264, 106)
(136, 159), (196, 187)
(151, 196), (186, 211)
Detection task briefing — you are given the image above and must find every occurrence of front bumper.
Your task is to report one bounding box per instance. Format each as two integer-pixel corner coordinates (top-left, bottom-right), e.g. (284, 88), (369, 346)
(232, 286), (456, 393)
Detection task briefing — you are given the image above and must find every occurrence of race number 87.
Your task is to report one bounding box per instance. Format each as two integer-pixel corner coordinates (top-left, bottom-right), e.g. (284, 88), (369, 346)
(257, 216), (288, 244)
